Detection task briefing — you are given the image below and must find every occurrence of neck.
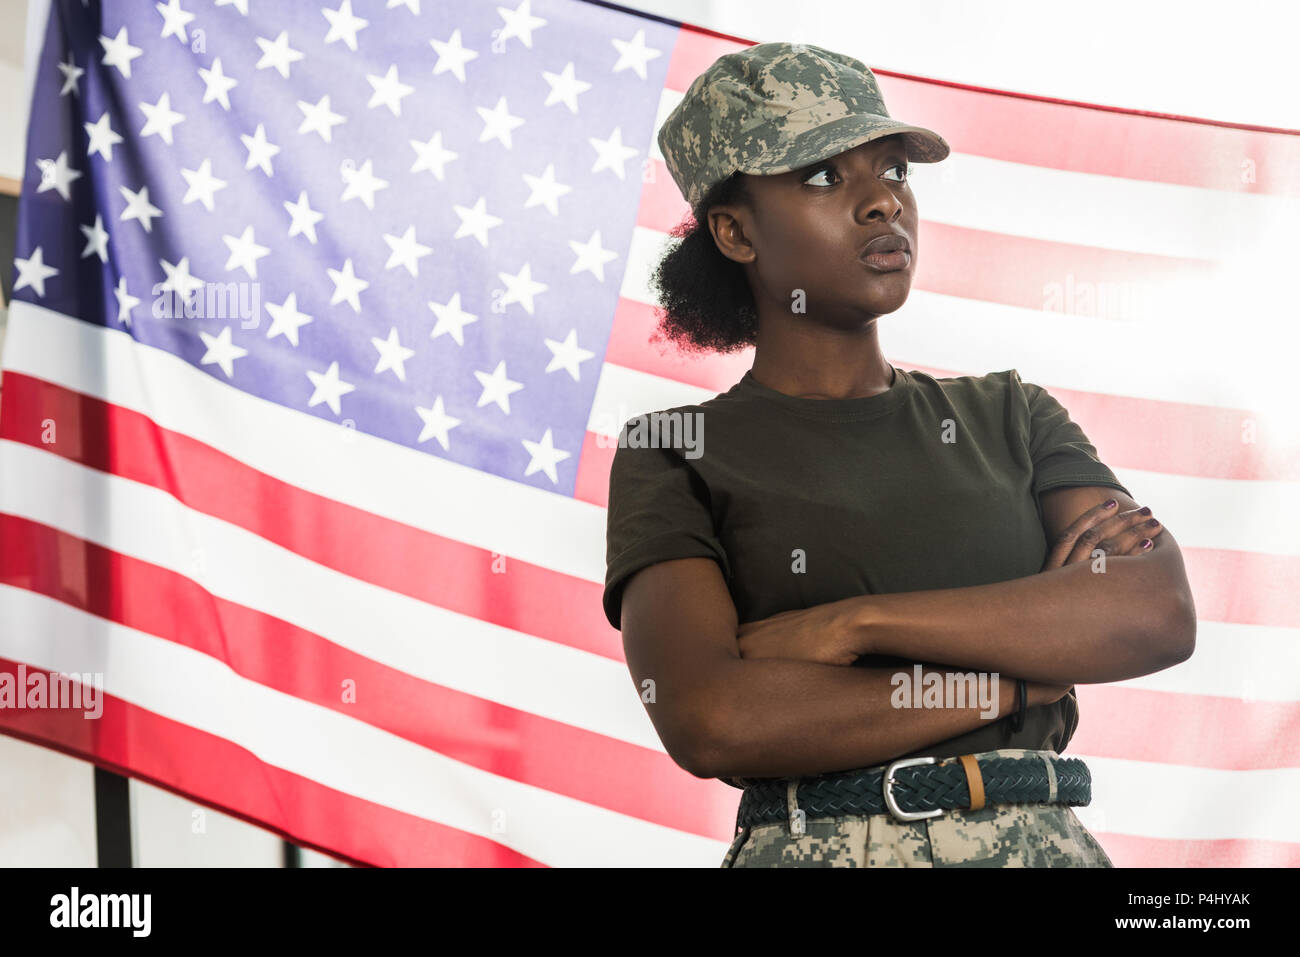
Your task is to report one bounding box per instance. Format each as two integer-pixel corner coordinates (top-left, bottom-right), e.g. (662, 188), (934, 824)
(748, 313), (894, 400)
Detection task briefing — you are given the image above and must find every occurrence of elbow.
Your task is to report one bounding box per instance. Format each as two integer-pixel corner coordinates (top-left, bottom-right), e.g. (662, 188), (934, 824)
(1152, 587), (1198, 667)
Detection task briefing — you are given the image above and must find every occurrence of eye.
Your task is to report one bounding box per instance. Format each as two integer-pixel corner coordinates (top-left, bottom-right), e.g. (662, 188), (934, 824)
(802, 163), (838, 187)
(883, 162), (911, 183)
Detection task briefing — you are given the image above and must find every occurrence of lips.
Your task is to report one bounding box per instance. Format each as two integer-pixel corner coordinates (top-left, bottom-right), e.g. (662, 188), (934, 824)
(859, 233), (910, 257)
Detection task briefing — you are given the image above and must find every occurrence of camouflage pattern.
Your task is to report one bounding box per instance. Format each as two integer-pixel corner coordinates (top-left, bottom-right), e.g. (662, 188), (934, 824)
(720, 748), (1113, 868)
(657, 41), (950, 209)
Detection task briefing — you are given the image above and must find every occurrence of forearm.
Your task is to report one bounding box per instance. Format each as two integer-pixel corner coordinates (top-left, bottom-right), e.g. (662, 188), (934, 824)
(851, 556), (1192, 685)
(699, 659), (1017, 780)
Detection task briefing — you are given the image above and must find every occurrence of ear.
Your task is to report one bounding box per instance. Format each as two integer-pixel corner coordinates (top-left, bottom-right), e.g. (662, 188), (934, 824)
(707, 205), (756, 266)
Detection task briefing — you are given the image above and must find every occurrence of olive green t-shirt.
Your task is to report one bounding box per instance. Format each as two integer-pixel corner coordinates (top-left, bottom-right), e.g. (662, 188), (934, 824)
(602, 365), (1130, 784)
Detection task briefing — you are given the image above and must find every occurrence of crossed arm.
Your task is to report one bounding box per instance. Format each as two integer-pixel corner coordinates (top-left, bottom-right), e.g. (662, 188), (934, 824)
(618, 485), (1197, 779)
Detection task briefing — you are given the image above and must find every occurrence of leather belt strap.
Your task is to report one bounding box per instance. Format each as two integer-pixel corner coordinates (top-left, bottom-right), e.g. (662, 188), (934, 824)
(957, 753), (985, 811)
(736, 753), (1091, 832)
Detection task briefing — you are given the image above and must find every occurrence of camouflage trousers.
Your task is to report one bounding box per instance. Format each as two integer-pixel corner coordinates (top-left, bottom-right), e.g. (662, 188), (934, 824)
(721, 748), (1113, 868)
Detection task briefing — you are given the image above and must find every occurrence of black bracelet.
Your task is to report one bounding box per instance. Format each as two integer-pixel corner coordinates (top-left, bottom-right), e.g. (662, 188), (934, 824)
(1009, 678), (1027, 732)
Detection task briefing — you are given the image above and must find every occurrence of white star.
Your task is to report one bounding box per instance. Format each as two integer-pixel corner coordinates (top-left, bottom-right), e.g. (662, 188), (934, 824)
(427, 293), (478, 346)
(388, 0), (420, 13)
(35, 151), (82, 201)
(611, 28), (663, 79)
(155, 0), (196, 43)
(589, 126), (639, 179)
(409, 130), (457, 179)
(322, 0), (368, 51)
(265, 293), (313, 346)
(241, 123), (281, 176)
(222, 225), (271, 278)
(543, 329), (596, 381)
(198, 57), (239, 110)
(99, 27), (143, 78)
(139, 92), (186, 144)
(367, 64), (414, 116)
(497, 262), (548, 315)
(159, 256), (205, 300)
(13, 247), (59, 297)
(80, 214), (110, 262)
(414, 397), (461, 450)
(327, 258), (370, 312)
(475, 95), (524, 148)
(215, 0), (249, 14)
(451, 196), (502, 247)
(541, 62), (591, 112)
(84, 112), (123, 159)
(340, 158), (388, 209)
(58, 55), (84, 96)
(371, 327), (416, 381)
(254, 31), (304, 78)
(297, 94), (346, 142)
(521, 428), (571, 484)
(284, 190), (324, 243)
(429, 29), (478, 82)
(180, 158), (228, 211)
(569, 229), (618, 281)
(118, 184), (163, 232)
(496, 0), (547, 48)
(473, 359), (524, 413)
(306, 361), (356, 416)
(383, 225), (433, 276)
(114, 276), (141, 326)
(522, 163), (572, 215)
(198, 326), (248, 378)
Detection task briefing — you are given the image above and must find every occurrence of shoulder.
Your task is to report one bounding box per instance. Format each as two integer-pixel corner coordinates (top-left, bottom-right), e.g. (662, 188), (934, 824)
(905, 367), (1030, 405)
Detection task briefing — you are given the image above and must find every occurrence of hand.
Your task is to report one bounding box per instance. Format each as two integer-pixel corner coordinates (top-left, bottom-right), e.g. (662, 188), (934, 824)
(735, 597), (863, 667)
(1041, 498), (1165, 571)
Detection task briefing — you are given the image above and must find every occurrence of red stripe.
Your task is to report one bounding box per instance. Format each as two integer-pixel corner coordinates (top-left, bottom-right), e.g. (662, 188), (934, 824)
(0, 512), (740, 841)
(1073, 685), (1300, 771)
(599, 298), (1299, 483)
(0, 658), (543, 868)
(0, 372), (619, 661)
(639, 155), (1217, 312)
(1093, 829), (1300, 868)
(578, 420), (1300, 631)
(661, 31), (1300, 198)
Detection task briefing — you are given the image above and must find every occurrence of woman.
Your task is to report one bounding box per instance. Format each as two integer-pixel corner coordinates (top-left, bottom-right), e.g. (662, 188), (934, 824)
(602, 41), (1197, 867)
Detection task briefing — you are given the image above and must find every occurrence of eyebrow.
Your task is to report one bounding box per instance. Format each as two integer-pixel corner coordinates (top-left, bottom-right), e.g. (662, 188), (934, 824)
(791, 144), (909, 175)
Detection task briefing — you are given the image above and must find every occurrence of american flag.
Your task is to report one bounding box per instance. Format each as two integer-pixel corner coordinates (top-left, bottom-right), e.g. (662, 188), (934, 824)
(2, 0), (1298, 867)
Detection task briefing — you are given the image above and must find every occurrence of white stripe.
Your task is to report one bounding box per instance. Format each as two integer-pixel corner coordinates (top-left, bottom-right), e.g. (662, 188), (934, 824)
(1109, 620), (1300, 702)
(588, 360), (1300, 557)
(621, 227), (1297, 413)
(652, 89), (1300, 263)
(0, 585), (726, 868)
(2, 301), (609, 584)
(0, 441), (665, 753)
(1075, 753), (1300, 845)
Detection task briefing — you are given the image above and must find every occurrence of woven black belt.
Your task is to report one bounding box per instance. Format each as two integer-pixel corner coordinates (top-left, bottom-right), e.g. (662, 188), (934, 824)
(735, 754), (1092, 832)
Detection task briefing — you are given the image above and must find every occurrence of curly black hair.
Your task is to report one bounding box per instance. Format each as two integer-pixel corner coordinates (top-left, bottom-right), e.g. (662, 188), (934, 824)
(647, 171), (759, 355)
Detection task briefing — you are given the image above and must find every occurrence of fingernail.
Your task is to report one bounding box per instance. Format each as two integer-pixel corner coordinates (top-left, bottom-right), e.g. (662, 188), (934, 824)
(1146, 518), (1160, 527)
(1141, 539), (1153, 549)
(1138, 506), (1152, 516)
(1104, 499), (1117, 509)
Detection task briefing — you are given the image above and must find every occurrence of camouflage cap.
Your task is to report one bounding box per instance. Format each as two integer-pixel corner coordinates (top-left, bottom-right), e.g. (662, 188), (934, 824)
(657, 40), (950, 209)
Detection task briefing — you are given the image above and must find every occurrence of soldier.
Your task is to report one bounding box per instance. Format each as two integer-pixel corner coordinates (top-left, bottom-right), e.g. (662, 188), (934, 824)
(607, 40), (1174, 867)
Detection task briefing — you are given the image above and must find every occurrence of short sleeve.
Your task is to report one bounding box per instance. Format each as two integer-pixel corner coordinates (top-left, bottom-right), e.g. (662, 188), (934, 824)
(1013, 369), (1131, 503)
(602, 429), (731, 631)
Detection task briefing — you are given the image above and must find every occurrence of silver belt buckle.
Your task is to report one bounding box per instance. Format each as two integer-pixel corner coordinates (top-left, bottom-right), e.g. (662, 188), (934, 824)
(883, 756), (945, 822)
